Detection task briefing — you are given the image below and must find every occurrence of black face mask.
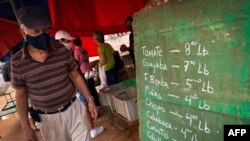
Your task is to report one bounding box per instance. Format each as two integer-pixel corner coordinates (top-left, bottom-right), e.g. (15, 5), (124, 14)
(26, 33), (50, 50)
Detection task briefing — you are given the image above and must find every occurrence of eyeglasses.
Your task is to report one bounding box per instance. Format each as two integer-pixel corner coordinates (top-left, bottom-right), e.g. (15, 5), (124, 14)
(60, 38), (71, 43)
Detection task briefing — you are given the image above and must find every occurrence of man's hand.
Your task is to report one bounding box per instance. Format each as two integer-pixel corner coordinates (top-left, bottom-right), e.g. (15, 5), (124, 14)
(15, 88), (37, 141)
(90, 60), (100, 68)
(23, 126), (37, 141)
(69, 70), (98, 119)
(120, 44), (128, 52)
(88, 101), (98, 119)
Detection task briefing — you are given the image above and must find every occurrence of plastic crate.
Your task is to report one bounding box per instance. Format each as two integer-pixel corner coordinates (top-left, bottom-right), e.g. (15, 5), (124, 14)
(98, 85), (123, 111)
(112, 88), (138, 122)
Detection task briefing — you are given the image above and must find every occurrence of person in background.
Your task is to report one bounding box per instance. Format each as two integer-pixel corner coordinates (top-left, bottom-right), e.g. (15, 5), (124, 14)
(73, 37), (104, 138)
(93, 31), (117, 85)
(73, 38), (101, 107)
(55, 31), (104, 138)
(2, 47), (22, 82)
(11, 6), (97, 141)
(55, 30), (75, 53)
(120, 16), (135, 66)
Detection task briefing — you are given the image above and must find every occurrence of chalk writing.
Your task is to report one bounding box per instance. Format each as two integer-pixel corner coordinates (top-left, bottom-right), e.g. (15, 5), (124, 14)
(191, 134), (198, 141)
(141, 40), (215, 141)
(184, 61), (209, 75)
(181, 128), (192, 139)
(146, 98), (166, 115)
(147, 131), (162, 141)
(147, 121), (169, 140)
(198, 63), (209, 75)
(167, 94), (180, 99)
(169, 49), (180, 53)
(198, 100), (210, 110)
(184, 60), (196, 72)
(143, 58), (168, 73)
(185, 94), (198, 106)
(185, 113), (198, 126)
(146, 111), (173, 129)
(198, 120), (210, 133)
(201, 81), (214, 93)
(142, 46), (167, 73)
(184, 78), (214, 94)
(136, 1), (250, 141)
(171, 82), (180, 86)
(184, 41), (209, 56)
(142, 46), (163, 57)
(144, 73), (169, 88)
(145, 85), (162, 100)
(172, 65), (180, 68)
(169, 110), (183, 118)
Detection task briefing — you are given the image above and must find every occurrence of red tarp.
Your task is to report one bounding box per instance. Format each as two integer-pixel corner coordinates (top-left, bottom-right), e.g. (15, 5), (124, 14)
(0, 0), (146, 58)
(48, 0), (145, 56)
(0, 18), (22, 59)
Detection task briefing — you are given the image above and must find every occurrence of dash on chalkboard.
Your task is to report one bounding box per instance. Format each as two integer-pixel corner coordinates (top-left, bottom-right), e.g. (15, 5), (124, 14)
(169, 49), (180, 53)
(167, 94), (180, 98)
(172, 65), (180, 68)
(169, 111), (183, 118)
(171, 82), (180, 86)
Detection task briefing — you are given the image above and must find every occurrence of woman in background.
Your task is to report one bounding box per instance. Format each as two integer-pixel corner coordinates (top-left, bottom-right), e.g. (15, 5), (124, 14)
(93, 31), (117, 85)
(74, 37), (104, 138)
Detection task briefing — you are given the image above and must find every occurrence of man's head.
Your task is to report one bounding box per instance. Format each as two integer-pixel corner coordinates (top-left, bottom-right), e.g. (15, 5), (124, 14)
(73, 38), (82, 47)
(17, 6), (51, 51)
(125, 16), (133, 31)
(93, 31), (104, 44)
(55, 30), (75, 50)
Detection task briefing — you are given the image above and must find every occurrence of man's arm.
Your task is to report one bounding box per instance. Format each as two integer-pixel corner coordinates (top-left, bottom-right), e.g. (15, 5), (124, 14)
(74, 54), (80, 62)
(15, 88), (37, 141)
(69, 70), (98, 119)
(99, 52), (106, 66)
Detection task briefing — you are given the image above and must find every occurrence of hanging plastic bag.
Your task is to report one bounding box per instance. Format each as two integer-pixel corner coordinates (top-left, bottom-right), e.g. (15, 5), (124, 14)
(98, 64), (107, 89)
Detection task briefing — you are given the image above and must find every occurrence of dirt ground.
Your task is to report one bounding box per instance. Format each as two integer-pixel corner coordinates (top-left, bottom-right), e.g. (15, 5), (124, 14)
(0, 92), (139, 141)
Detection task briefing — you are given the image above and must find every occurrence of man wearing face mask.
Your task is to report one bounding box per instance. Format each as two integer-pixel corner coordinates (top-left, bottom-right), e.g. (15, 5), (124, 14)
(55, 30), (75, 52)
(11, 6), (97, 141)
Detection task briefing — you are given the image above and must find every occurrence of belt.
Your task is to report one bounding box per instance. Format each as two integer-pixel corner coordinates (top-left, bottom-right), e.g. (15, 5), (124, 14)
(37, 96), (76, 114)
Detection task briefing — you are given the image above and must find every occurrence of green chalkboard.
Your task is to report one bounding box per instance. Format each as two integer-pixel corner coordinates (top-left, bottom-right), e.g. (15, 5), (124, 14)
(134, 0), (250, 140)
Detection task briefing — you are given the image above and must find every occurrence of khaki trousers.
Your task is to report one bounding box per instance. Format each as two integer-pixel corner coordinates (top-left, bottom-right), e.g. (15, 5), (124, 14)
(38, 99), (90, 141)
